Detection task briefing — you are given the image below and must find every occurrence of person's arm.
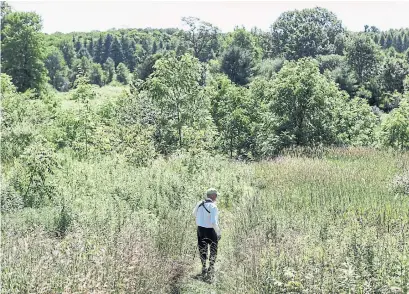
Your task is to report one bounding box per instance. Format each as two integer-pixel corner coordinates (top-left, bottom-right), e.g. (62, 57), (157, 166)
(210, 205), (221, 237)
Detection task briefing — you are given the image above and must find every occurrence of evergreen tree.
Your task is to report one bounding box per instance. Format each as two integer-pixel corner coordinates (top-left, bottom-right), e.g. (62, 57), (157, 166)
(221, 46), (255, 86)
(396, 34), (404, 52)
(121, 34), (134, 70)
(89, 63), (105, 86)
(379, 34), (386, 48)
(386, 33), (393, 48)
(109, 36), (124, 66)
(373, 34), (380, 45)
(88, 37), (94, 59)
(103, 34), (113, 64)
(404, 33), (409, 51)
(77, 46), (91, 59)
(116, 62), (131, 84)
(75, 37), (82, 53)
(103, 57), (116, 84)
(127, 40), (138, 72)
(94, 35), (104, 64)
(59, 39), (76, 67)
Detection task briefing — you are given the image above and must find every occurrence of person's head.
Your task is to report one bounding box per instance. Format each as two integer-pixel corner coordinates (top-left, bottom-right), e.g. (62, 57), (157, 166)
(206, 188), (218, 201)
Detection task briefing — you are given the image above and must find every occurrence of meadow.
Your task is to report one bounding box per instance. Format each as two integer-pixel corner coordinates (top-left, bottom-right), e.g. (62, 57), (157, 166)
(2, 148), (409, 293)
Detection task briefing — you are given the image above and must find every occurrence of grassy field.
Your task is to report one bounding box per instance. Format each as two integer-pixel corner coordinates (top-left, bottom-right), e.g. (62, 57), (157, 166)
(2, 148), (409, 293)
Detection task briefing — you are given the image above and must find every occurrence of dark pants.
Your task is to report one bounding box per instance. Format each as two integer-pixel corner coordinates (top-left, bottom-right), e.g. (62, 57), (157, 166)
(197, 226), (218, 270)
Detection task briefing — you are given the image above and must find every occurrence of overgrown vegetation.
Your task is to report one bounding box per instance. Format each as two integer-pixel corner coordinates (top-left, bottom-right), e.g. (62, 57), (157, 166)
(1, 1), (409, 293)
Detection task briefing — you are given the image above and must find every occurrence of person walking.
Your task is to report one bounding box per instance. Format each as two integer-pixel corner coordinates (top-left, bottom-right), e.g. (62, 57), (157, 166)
(193, 188), (221, 280)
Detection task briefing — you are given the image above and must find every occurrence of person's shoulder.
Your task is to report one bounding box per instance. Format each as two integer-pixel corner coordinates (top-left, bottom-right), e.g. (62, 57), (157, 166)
(209, 202), (218, 209)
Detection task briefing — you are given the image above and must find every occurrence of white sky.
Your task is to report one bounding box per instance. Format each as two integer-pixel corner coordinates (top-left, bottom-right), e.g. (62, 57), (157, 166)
(8, 0), (409, 34)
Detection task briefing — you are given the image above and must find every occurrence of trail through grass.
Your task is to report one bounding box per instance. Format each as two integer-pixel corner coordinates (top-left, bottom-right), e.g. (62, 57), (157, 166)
(2, 148), (409, 293)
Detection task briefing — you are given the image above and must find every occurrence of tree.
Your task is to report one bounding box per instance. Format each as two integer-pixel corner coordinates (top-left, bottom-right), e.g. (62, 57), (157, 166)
(71, 57), (92, 79)
(270, 7), (344, 60)
(103, 33), (113, 64)
(110, 36), (124, 66)
(382, 55), (409, 94)
(316, 54), (345, 74)
(88, 37), (94, 58)
(142, 53), (215, 153)
(323, 63), (358, 97)
(379, 34), (386, 48)
(44, 47), (69, 91)
(332, 97), (378, 146)
(1, 11), (48, 93)
(116, 62), (131, 85)
(121, 34), (136, 70)
(208, 74), (254, 158)
(229, 27), (261, 60)
(396, 34), (404, 52)
(103, 57), (116, 84)
(221, 46), (255, 86)
(181, 16), (220, 62)
(74, 37), (82, 53)
(334, 33), (347, 55)
(258, 58), (346, 155)
(59, 39), (76, 67)
(94, 34), (104, 64)
(77, 45), (91, 59)
(346, 34), (382, 84)
(88, 63), (105, 86)
(71, 76), (97, 158)
(152, 41), (158, 54)
(381, 96), (409, 150)
(137, 53), (163, 80)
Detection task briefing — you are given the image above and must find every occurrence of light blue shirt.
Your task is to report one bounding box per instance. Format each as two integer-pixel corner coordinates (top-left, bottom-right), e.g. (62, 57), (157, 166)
(193, 198), (221, 236)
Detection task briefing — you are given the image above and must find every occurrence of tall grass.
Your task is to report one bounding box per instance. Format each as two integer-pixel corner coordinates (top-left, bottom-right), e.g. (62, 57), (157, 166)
(2, 148), (409, 293)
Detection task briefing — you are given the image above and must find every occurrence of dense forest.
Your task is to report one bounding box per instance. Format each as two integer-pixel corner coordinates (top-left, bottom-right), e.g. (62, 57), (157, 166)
(2, 2), (409, 293)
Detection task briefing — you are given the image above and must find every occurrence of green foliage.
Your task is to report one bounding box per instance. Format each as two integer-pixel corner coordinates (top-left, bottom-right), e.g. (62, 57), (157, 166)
(221, 46), (255, 85)
(137, 53), (163, 80)
(228, 27), (262, 61)
(70, 56), (92, 83)
(110, 36), (124, 66)
(8, 139), (59, 208)
(59, 39), (76, 67)
(88, 62), (105, 86)
(103, 57), (116, 84)
(270, 7), (344, 60)
(1, 11), (48, 94)
(71, 77), (97, 158)
(181, 17), (220, 62)
(1, 74), (57, 165)
(381, 97), (409, 149)
(208, 75), (252, 157)
(346, 34), (383, 84)
(259, 58), (346, 155)
(3, 6), (409, 293)
(333, 97), (378, 146)
(116, 62), (131, 85)
(45, 46), (69, 91)
(382, 55), (409, 94)
(257, 57), (285, 79)
(142, 53), (215, 154)
(316, 54), (345, 73)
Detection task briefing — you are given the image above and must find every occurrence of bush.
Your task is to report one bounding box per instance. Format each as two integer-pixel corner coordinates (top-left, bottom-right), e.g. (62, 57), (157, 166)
(380, 97), (409, 149)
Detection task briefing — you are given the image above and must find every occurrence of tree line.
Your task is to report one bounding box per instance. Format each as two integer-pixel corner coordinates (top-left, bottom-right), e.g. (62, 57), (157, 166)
(1, 2), (409, 168)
